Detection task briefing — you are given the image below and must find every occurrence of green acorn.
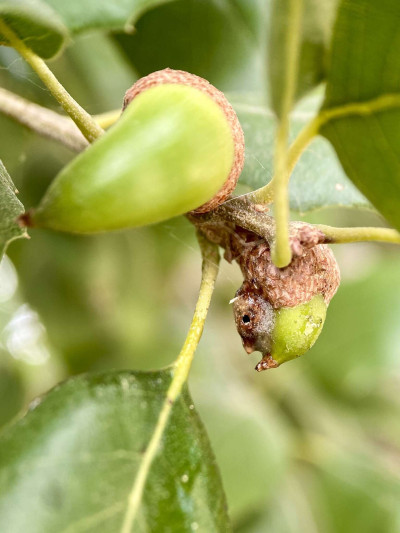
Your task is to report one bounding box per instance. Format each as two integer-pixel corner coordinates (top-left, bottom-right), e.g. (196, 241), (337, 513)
(233, 243), (340, 371)
(23, 69), (244, 233)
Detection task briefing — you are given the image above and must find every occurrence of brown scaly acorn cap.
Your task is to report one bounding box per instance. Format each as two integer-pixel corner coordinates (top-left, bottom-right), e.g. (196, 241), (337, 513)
(123, 68), (245, 213)
(194, 215), (341, 309)
(239, 242), (341, 309)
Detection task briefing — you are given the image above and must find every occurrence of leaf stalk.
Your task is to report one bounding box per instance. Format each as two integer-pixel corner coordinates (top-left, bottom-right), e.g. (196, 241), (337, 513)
(316, 225), (400, 245)
(120, 236), (220, 533)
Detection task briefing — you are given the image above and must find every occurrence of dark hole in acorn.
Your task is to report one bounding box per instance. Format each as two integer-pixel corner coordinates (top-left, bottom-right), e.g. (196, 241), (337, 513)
(242, 315), (251, 324)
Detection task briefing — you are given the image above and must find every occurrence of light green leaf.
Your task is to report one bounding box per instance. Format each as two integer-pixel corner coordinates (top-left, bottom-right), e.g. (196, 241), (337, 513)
(0, 370), (230, 532)
(321, 0), (400, 230)
(268, 0), (338, 115)
(0, 160), (27, 259)
(0, 0), (175, 59)
(232, 96), (370, 213)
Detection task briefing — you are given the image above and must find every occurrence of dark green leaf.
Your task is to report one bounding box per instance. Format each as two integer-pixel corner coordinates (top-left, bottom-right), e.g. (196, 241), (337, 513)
(114, 0), (268, 94)
(0, 370), (230, 532)
(0, 0), (175, 59)
(0, 160), (27, 260)
(232, 96), (370, 213)
(44, 0), (174, 34)
(268, 0), (338, 115)
(321, 0), (400, 230)
(0, 0), (67, 59)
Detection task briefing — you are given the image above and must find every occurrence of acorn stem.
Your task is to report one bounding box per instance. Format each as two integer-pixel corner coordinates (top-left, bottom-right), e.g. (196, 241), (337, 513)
(0, 18), (104, 143)
(120, 235), (220, 533)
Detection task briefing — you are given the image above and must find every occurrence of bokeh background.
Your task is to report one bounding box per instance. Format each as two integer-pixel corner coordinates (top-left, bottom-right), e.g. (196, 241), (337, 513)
(1, 2), (400, 531)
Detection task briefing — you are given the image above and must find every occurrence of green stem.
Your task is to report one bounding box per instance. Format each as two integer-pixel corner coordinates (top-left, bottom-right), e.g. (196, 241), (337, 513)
(0, 19), (104, 143)
(317, 225), (400, 244)
(269, 0), (303, 268)
(120, 236), (220, 533)
(271, 116), (292, 267)
(94, 109), (121, 129)
(251, 114), (322, 205)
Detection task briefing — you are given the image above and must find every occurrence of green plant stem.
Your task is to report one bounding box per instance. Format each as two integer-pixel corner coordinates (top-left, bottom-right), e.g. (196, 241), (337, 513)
(0, 19), (103, 143)
(267, 0), (303, 268)
(317, 225), (400, 244)
(120, 235), (220, 533)
(251, 115), (322, 205)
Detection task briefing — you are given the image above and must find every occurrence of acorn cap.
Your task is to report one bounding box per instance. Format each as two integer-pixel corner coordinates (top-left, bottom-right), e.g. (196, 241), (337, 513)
(241, 243), (340, 309)
(123, 68), (245, 213)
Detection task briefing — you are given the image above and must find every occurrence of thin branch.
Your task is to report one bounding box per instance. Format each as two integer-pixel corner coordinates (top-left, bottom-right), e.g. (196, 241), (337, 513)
(0, 19), (104, 143)
(316, 224), (400, 245)
(189, 198), (400, 261)
(94, 109), (121, 129)
(120, 235), (220, 533)
(0, 87), (88, 152)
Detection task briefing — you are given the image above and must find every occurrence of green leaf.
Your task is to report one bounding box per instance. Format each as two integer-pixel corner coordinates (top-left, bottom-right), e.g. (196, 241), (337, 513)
(268, 0), (338, 115)
(114, 0), (268, 94)
(0, 0), (174, 59)
(44, 0), (174, 34)
(321, 0), (400, 230)
(0, 0), (67, 59)
(0, 370), (230, 532)
(233, 96), (370, 213)
(0, 160), (27, 260)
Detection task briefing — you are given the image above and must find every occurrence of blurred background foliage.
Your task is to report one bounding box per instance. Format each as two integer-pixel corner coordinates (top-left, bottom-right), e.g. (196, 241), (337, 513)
(1, 1), (400, 531)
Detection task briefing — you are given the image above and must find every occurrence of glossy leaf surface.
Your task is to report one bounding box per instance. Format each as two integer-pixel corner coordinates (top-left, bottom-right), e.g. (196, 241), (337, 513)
(0, 370), (230, 533)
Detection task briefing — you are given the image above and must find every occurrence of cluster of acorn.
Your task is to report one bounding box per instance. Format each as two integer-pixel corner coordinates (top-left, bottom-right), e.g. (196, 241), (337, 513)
(21, 69), (340, 371)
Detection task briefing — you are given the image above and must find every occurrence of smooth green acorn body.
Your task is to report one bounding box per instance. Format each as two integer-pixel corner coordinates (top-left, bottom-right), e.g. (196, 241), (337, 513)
(30, 82), (237, 233)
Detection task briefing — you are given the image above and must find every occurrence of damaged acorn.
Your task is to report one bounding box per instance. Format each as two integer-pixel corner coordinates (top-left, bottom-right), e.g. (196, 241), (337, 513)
(190, 205), (340, 371)
(233, 240), (340, 371)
